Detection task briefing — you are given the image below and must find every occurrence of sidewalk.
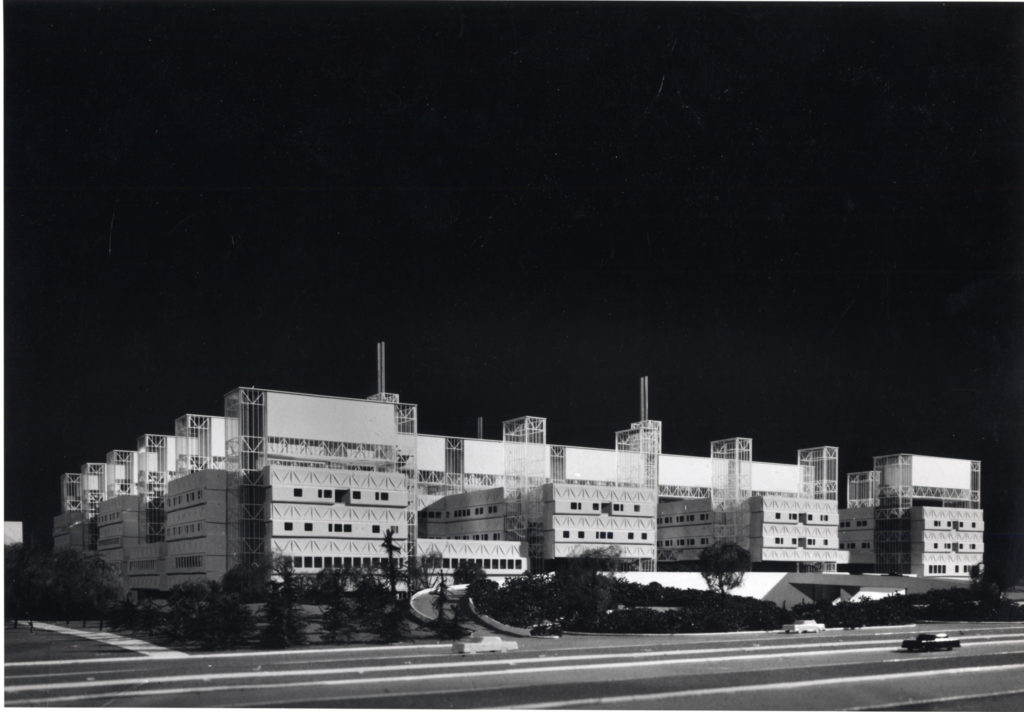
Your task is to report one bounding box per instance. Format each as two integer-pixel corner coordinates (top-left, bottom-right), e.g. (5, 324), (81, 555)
(7, 621), (188, 659)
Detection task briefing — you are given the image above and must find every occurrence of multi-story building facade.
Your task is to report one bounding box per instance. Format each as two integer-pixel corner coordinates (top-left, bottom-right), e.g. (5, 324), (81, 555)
(839, 454), (984, 577)
(51, 359), (985, 591)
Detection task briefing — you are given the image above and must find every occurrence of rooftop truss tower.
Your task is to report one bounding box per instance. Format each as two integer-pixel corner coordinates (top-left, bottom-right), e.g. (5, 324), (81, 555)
(105, 449), (137, 497)
(367, 342), (420, 564)
(136, 434), (174, 543)
(174, 414), (224, 477)
(503, 415), (547, 568)
(847, 470), (881, 509)
(710, 437), (752, 547)
(798, 446), (839, 500)
(615, 376), (662, 490)
(225, 388), (266, 567)
(873, 454), (914, 574)
(62, 473), (82, 513)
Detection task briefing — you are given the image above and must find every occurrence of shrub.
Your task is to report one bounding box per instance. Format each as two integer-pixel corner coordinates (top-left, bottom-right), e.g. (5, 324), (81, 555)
(165, 580), (252, 649)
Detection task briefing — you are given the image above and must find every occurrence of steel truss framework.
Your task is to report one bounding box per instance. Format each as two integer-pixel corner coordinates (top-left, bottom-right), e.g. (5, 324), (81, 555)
(873, 454), (913, 573)
(615, 420), (662, 489)
(266, 437), (395, 466)
(62, 473), (82, 512)
(175, 414), (225, 478)
(798, 446), (839, 500)
(106, 450), (137, 497)
(444, 437), (465, 497)
(503, 416), (547, 567)
(136, 434), (172, 543)
(711, 437), (752, 547)
(369, 391), (419, 561)
(550, 445), (566, 483)
(225, 388), (266, 567)
(847, 470), (881, 509)
(657, 485), (712, 499)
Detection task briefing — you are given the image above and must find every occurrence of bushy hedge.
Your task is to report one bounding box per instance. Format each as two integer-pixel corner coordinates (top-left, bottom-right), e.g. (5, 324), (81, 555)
(470, 574), (1023, 634)
(792, 585), (1024, 628)
(468, 574), (789, 633)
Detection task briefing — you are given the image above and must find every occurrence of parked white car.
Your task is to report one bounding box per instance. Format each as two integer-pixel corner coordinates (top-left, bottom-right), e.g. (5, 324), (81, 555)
(783, 619), (826, 633)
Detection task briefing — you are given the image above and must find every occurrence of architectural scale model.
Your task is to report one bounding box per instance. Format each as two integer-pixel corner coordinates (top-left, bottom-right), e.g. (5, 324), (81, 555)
(52, 344), (984, 594)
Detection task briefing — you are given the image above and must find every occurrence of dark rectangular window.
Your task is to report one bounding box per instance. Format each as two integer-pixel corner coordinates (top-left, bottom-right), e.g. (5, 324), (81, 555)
(372, 525), (380, 533)
(293, 488), (303, 497)
(304, 523), (313, 532)
(284, 522), (293, 531)
(353, 491), (361, 500)
(314, 556), (323, 568)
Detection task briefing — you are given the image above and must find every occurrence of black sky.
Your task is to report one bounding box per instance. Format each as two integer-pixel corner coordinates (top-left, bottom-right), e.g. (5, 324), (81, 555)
(5, 3), (1023, 582)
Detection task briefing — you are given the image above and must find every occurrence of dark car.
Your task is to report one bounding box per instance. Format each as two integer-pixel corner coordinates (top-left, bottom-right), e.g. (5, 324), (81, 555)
(901, 632), (961, 651)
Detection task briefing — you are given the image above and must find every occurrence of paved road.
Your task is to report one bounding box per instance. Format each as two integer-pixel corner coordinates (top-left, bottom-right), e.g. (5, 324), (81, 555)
(6, 622), (1024, 708)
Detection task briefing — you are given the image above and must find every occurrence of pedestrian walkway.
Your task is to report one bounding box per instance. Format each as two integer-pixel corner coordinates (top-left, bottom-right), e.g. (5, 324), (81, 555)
(25, 622), (188, 659)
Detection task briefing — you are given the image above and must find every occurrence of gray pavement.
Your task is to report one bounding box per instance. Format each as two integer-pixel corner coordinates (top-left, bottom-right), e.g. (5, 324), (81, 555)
(6, 621), (1024, 708)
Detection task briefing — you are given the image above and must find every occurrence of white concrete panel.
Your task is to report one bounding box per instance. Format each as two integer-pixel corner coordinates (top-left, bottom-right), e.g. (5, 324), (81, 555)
(416, 435), (446, 472)
(564, 447), (617, 482)
(266, 392), (397, 445)
(752, 461), (801, 493)
(658, 454), (712, 487)
(911, 455), (972, 489)
(165, 437), (178, 470)
(465, 439), (504, 475)
(210, 417), (226, 457)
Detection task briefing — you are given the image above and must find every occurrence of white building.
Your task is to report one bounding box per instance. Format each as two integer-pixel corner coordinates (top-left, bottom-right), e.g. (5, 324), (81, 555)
(51, 358), (984, 590)
(839, 454), (984, 577)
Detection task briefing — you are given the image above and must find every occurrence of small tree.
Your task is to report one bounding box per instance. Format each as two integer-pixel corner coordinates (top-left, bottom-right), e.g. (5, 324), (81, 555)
(354, 572), (404, 643)
(259, 557), (307, 648)
(698, 541), (751, 598)
(381, 529), (401, 597)
(317, 568), (355, 643)
(453, 560), (486, 585)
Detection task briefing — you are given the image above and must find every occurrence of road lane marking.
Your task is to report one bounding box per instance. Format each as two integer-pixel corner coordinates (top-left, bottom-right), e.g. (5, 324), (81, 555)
(3, 641), (454, 667)
(14, 651), (1024, 708)
(846, 687), (1024, 710)
(9, 634), (1024, 692)
(502, 662), (1024, 709)
(3, 639), (908, 692)
(8, 642), (1007, 704)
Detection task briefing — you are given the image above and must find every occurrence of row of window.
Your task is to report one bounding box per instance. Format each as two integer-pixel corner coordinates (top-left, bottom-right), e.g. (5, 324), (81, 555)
(663, 537), (711, 547)
(933, 520), (978, 529)
(570, 502), (642, 513)
(427, 504), (500, 519)
(168, 490), (204, 508)
(96, 536), (121, 547)
(771, 537), (830, 546)
(420, 557), (524, 571)
(168, 522), (203, 536)
(839, 542), (871, 549)
(562, 530), (649, 541)
(773, 513), (830, 522)
(291, 555), (404, 570)
(444, 533), (503, 541)
(931, 542), (977, 551)
(840, 520), (870, 528)
(174, 555), (203, 569)
(282, 522), (399, 535)
(292, 487), (392, 502)
(658, 513), (711, 524)
(128, 559), (158, 571)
